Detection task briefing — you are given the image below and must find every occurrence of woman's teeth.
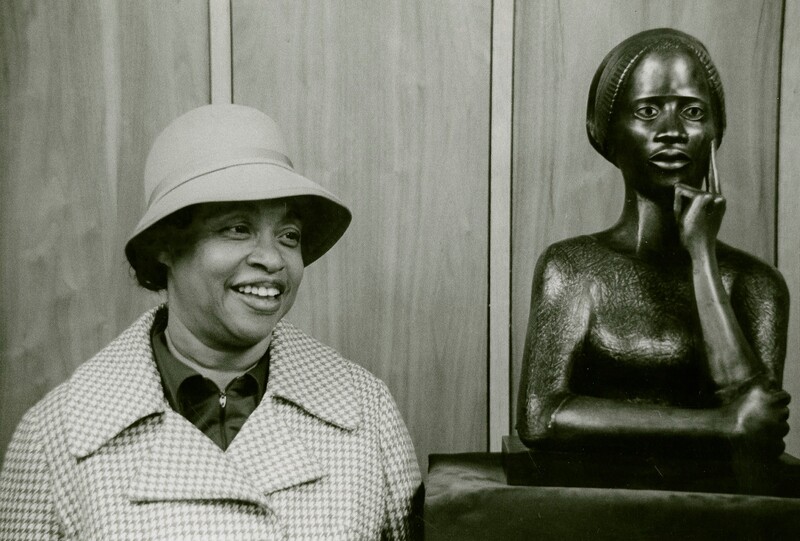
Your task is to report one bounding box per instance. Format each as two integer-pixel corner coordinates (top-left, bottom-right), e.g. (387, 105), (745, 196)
(237, 285), (280, 297)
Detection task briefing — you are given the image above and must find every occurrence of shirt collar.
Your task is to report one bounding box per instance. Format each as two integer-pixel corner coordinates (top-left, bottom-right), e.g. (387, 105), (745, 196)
(149, 310), (269, 410)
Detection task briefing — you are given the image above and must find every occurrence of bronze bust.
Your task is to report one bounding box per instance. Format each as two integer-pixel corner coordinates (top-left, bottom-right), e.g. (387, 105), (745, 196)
(516, 28), (790, 458)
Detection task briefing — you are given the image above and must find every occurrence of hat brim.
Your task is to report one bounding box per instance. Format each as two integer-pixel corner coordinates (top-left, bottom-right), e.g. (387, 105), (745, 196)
(126, 163), (351, 266)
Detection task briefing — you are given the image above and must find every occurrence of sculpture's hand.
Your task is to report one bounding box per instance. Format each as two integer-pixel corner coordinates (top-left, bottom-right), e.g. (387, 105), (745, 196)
(674, 143), (725, 255)
(725, 384), (790, 455)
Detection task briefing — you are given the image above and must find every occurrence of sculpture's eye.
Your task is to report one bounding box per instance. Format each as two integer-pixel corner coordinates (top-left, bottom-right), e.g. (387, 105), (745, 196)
(681, 105), (705, 121)
(634, 105), (659, 120)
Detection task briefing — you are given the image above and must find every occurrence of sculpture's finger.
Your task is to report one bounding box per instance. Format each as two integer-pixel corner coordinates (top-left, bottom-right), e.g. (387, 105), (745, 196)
(710, 142), (721, 195)
(770, 390), (792, 406)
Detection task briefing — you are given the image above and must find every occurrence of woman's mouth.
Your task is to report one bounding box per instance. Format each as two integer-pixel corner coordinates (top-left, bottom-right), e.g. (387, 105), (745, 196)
(649, 149), (690, 170)
(233, 282), (285, 313)
(236, 284), (281, 298)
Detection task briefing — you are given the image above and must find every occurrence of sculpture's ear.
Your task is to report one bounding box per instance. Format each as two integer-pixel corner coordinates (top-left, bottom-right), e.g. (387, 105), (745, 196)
(604, 132), (619, 167)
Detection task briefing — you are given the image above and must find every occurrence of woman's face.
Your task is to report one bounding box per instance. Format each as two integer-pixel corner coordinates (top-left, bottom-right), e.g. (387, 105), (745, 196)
(609, 48), (717, 197)
(160, 199), (304, 352)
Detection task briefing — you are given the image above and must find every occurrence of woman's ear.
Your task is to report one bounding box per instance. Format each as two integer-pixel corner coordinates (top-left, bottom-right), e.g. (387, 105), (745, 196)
(157, 250), (173, 268)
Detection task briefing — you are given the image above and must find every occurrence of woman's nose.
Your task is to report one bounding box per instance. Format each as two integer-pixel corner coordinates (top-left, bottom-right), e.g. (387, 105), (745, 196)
(246, 236), (285, 272)
(654, 109), (689, 144)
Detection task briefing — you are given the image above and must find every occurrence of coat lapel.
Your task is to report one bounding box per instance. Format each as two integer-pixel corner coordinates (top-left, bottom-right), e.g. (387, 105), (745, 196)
(225, 394), (325, 496)
(126, 410), (271, 508)
(221, 319), (364, 496)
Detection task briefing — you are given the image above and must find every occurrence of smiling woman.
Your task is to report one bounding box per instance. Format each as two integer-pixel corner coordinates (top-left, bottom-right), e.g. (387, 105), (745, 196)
(516, 29), (790, 458)
(0, 105), (422, 539)
(156, 201), (305, 361)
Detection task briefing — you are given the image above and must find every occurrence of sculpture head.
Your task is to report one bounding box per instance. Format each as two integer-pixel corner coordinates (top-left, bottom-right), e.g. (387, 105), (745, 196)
(586, 29), (726, 193)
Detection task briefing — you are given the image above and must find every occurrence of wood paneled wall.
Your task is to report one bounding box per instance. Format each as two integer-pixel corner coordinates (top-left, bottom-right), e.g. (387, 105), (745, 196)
(231, 0), (491, 472)
(1, 0), (799, 469)
(0, 0), (209, 458)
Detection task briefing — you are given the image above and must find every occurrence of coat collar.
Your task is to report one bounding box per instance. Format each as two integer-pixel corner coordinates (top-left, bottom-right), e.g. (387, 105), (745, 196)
(67, 306), (361, 459)
(66, 308), (168, 458)
(267, 318), (361, 432)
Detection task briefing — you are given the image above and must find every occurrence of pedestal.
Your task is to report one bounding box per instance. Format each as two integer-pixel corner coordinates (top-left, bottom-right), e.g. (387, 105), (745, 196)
(424, 452), (800, 541)
(502, 435), (800, 497)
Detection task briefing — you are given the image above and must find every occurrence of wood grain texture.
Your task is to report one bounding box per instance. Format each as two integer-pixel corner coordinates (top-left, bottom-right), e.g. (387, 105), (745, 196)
(0, 0), (209, 461)
(209, 0), (233, 104)
(778, 0), (800, 457)
(511, 0), (784, 431)
(232, 0), (491, 472)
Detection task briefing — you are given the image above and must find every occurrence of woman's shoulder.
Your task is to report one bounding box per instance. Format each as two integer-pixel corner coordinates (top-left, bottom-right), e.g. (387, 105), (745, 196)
(4, 376), (71, 461)
(270, 321), (404, 435)
(9, 309), (161, 439)
(272, 320), (389, 395)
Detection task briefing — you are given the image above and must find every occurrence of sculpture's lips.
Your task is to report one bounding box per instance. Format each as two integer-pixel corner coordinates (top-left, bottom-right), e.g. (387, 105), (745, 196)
(649, 149), (690, 170)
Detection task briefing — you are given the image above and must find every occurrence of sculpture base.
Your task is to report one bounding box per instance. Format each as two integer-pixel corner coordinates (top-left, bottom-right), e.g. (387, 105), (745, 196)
(425, 452), (800, 541)
(502, 435), (800, 497)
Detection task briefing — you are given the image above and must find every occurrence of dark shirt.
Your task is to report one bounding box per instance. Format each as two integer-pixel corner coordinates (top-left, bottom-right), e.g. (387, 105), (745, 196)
(150, 311), (269, 450)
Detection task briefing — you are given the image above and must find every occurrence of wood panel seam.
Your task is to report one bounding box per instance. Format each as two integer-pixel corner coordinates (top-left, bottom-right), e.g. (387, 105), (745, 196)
(489, 0), (515, 452)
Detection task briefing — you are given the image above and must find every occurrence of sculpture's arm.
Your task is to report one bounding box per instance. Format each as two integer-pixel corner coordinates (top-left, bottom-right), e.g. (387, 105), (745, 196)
(675, 184), (787, 401)
(516, 246), (591, 444)
(674, 151), (784, 395)
(686, 230), (762, 390)
(544, 388), (788, 456)
(525, 365), (789, 456)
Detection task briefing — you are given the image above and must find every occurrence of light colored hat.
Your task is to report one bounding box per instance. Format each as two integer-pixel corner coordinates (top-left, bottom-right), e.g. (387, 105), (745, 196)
(126, 104), (351, 265)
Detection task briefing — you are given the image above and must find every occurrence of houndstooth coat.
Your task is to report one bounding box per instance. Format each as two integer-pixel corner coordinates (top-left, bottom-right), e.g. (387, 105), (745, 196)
(0, 308), (422, 540)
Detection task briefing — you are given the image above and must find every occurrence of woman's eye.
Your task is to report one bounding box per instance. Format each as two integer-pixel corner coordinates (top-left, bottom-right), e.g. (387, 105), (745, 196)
(682, 106), (705, 120)
(634, 105), (659, 120)
(223, 224), (251, 237)
(280, 229), (301, 248)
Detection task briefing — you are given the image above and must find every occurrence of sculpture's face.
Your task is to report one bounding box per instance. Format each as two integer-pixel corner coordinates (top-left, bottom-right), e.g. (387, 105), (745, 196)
(609, 48), (717, 197)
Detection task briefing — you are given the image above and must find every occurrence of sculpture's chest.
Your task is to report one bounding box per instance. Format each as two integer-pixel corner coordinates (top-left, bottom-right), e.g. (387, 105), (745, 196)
(592, 277), (696, 360)
(572, 263), (714, 405)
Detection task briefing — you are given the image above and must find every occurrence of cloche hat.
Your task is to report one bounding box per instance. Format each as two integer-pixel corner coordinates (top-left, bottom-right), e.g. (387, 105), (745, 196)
(125, 104), (351, 266)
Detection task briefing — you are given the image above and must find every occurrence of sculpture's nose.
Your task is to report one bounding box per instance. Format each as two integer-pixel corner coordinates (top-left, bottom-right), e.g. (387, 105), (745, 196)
(654, 107), (689, 144)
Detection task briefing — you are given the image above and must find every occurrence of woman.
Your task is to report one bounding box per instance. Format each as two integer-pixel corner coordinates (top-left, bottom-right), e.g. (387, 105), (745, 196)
(0, 104), (422, 539)
(516, 29), (790, 457)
